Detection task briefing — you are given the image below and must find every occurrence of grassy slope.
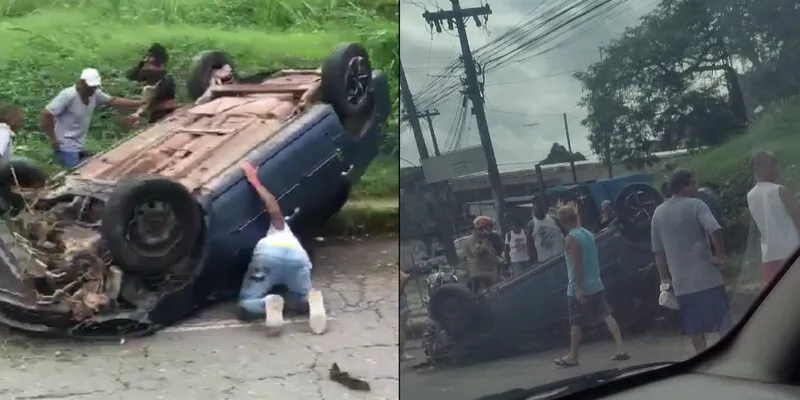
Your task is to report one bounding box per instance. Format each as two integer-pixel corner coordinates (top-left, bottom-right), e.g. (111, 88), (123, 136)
(0, 0), (399, 197)
(687, 98), (800, 191)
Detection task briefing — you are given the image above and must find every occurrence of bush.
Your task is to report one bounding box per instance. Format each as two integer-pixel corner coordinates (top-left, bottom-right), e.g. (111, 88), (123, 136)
(0, 0), (399, 173)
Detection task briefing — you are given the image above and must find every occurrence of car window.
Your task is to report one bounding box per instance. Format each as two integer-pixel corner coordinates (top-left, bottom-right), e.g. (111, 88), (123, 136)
(399, 0), (797, 398)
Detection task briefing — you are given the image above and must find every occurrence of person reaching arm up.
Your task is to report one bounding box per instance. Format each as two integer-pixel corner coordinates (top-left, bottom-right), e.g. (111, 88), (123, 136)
(236, 162), (327, 335)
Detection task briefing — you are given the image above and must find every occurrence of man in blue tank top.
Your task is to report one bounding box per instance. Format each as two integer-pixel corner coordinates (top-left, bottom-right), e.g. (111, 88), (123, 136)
(554, 205), (630, 367)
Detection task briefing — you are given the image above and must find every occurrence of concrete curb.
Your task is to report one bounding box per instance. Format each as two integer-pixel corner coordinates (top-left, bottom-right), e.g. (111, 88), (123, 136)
(323, 198), (398, 236)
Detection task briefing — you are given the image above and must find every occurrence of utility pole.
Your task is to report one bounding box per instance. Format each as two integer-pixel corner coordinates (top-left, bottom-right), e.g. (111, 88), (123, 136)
(399, 60), (430, 160)
(424, 0), (509, 233)
(402, 109), (442, 156)
(399, 60), (458, 266)
(563, 113), (579, 184)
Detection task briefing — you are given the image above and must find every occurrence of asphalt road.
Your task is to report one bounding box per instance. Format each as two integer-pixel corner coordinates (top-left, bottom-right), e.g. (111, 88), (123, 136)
(400, 285), (763, 400)
(0, 235), (400, 400)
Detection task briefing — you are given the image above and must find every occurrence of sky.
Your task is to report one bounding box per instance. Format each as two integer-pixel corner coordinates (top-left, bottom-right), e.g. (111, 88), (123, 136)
(399, 0), (658, 172)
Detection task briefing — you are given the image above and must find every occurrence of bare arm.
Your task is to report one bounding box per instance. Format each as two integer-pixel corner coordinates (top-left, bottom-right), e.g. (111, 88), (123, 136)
(779, 186), (800, 232)
(40, 111), (58, 146)
(654, 252), (669, 282)
(565, 235), (583, 289)
(250, 181), (285, 230)
(107, 97), (145, 109)
(697, 201), (726, 260)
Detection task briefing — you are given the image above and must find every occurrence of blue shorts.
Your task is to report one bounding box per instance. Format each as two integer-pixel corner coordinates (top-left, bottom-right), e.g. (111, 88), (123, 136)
(676, 285), (733, 335)
(237, 244), (311, 319)
(54, 151), (87, 169)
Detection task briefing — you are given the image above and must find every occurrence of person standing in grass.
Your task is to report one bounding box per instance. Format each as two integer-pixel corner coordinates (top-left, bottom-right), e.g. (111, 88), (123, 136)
(553, 204), (629, 367)
(125, 43), (177, 124)
(0, 103), (22, 166)
(400, 269), (414, 361)
(40, 68), (144, 169)
(236, 161), (327, 335)
(652, 168), (732, 354)
(747, 150), (800, 284)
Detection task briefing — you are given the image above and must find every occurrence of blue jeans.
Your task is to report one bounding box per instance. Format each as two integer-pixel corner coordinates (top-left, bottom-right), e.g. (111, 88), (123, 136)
(237, 245), (311, 320)
(54, 151), (85, 169)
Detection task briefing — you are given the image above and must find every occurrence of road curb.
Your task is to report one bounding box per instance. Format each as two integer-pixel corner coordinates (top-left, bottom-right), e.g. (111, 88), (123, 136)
(323, 198), (398, 236)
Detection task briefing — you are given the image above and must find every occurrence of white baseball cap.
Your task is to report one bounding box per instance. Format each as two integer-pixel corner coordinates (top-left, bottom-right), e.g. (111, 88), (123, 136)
(80, 68), (102, 87)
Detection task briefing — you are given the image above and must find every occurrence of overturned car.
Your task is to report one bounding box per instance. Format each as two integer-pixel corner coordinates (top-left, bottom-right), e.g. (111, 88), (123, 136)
(423, 178), (691, 365)
(0, 42), (389, 338)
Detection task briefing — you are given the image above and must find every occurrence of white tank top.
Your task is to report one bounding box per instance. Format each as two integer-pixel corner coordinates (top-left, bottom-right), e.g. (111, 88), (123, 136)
(747, 181), (800, 262)
(505, 230), (530, 263)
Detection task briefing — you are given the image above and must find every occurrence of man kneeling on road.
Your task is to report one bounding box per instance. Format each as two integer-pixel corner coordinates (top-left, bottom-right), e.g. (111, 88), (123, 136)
(41, 68), (144, 169)
(236, 161), (327, 335)
(554, 204), (629, 367)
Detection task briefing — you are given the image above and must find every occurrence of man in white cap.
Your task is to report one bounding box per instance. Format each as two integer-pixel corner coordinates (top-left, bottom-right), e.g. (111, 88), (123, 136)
(40, 68), (144, 168)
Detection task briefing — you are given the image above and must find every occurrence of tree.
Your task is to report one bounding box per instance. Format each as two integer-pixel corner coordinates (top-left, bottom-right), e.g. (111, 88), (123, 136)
(540, 142), (586, 165)
(572, 0), (800, 167)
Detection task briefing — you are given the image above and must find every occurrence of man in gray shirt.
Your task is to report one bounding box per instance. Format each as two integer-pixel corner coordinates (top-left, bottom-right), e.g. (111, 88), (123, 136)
(41, 68), (143, 168)
(651, 168), (732, 353)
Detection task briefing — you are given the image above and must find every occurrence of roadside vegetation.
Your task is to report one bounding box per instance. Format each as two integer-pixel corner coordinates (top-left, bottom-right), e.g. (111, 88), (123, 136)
(0, 0), (399, 198)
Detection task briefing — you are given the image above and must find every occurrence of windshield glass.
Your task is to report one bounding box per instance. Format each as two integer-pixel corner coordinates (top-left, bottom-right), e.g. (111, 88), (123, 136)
(399, 0), (797, 398)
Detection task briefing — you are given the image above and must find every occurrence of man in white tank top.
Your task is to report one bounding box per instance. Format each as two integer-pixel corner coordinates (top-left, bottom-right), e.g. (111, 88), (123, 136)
(747, 151), (800, 284)
(504, 218), (532, 276)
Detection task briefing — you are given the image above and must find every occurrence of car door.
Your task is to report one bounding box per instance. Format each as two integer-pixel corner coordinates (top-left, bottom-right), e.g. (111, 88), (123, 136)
(279, 110), (349, 227)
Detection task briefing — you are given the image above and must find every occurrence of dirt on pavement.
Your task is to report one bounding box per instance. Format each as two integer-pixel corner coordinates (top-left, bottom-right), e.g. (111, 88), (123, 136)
(0, 235), (400, 400)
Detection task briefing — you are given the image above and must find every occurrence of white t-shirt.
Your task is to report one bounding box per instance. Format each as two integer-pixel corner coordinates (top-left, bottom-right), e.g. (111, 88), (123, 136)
(747, 181), (800, 262)
(529, 215), (565, 263)
(505, 230), (530, 263)
(253, 224), (312, 269)
(0, 123), (14, 165)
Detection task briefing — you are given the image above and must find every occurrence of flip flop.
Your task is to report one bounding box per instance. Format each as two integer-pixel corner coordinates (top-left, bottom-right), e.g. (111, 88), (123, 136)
(554, 356), (579, 367)
(611, 352), (631, 361)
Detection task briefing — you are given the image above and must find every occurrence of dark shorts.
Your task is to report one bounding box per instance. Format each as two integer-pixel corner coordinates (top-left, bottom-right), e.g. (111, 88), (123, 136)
(568, 291), (612, 327)
(676, 285), (733, 335)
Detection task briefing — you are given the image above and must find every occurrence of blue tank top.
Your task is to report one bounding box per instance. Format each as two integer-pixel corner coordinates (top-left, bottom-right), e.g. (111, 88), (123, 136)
(565, 227), (604, 296)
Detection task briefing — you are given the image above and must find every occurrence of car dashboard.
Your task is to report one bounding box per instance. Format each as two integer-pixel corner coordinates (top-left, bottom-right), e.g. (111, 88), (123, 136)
(597, 371), (800, 399)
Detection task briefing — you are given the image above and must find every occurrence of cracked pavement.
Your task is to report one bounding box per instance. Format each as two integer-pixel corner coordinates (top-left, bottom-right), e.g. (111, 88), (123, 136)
(0, 235), (400, 400)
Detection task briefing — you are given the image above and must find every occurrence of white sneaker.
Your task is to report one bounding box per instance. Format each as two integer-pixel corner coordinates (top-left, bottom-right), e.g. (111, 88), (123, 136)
(308, 289), (327, 335)
(264, 294), (285, 335)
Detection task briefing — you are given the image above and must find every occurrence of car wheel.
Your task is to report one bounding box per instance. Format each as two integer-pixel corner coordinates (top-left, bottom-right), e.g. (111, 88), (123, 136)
(186, 50), (238, 101)
(614, 183), (663, 244)
(320, 43), (375, 120)
(0, 157), (48, 217)
(101, 176), (203, 275)
(428, 283), (479, 336)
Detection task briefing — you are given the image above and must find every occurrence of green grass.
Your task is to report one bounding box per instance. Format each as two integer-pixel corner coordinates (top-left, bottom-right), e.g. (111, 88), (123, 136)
(0, 0), (398, 196)
(687, 97), (800, 191)
(352, 154), (399, 199)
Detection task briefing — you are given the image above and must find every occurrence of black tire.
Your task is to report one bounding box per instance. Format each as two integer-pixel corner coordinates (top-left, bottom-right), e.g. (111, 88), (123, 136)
(186, 51), (237, 101)
(614, 183), (663, 244)
(428, 283), (479, 336)
(320, 43), (375, 119)
(0, 156), (48, 188)
(101, 176), (203, 275)
(465, 273), (495, 295)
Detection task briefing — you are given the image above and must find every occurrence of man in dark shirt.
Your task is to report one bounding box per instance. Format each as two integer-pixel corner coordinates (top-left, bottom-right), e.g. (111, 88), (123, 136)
(125, 43), (177, 124)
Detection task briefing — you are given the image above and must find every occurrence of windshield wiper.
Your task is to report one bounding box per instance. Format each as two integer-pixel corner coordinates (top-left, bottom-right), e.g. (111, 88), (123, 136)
(474, 362), (676, 400)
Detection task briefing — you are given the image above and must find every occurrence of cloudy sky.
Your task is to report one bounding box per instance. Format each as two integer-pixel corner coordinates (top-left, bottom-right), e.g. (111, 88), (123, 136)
(399, 0), (658, 171)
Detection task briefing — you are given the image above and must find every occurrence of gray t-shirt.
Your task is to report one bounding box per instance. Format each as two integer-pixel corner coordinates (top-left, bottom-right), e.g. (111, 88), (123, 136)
(651, 196), (724, 296)
(45, 87), (110, 152)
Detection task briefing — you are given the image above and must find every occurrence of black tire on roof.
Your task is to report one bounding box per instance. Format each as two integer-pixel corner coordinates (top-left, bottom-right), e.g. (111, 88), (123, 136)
(101, 176), (203, 275)
(428, 283), (480, 336)
(320, 43), (375, 120)
(613, 182), (663, 244)
(186, 51), (237, 101)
